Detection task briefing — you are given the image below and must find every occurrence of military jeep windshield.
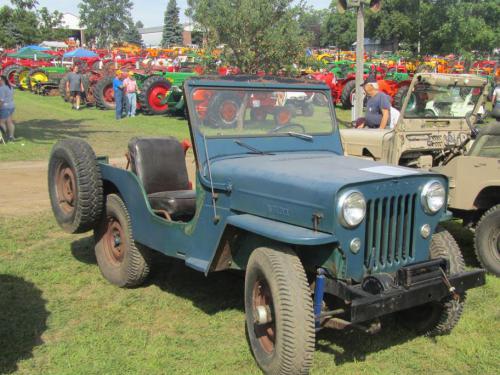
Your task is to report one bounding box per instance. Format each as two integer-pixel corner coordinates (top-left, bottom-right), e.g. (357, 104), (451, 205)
(404, 83), (482, 119)
(188, 88), (334, 138)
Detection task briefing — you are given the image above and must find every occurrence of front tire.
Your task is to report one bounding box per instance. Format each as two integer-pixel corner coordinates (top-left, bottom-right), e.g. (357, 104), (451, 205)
(474, 205), (500, 276)
(94, 194), (151, 287)
(245, 246), (315, 375)
(397, 229), (465, 336)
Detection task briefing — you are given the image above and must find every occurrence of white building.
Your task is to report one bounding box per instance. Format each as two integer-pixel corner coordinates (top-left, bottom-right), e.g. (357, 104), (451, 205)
(139, 23), (195, 48)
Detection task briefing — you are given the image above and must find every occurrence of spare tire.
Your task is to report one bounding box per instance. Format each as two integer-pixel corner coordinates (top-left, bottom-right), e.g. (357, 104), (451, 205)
(94, 76), (115, 110)
(48, 139), (103, 234)
(138, 75), (172, 115)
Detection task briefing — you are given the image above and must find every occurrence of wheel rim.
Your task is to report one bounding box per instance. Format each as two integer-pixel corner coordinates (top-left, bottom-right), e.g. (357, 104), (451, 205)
(148, 84), (170, 112)
(31, 72), (48, 88)
(103, 217), (126, 265)
(55, 162), (77, 214)
(252, 278), (275, 354)
(103, 85), (115, 103)
(487, 223), (500, 262)
(277, 110), (291, 125)
(19, 71), (29, 89)
(8, 71), (16, 85)
(219, 100), (238, 124)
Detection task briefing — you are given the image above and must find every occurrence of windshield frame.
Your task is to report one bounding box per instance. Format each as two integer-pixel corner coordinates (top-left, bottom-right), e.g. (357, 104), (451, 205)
(402, 84), (484, 120)
(187, 86), (337, 140)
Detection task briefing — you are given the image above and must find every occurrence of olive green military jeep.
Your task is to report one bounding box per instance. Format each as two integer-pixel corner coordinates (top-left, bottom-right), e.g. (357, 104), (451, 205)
(340, 73), (499, 276)
(433, 125), (500, 276)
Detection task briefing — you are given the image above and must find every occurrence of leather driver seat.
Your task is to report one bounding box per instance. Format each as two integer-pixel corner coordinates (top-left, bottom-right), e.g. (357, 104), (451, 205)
(128, 137), (196, 221)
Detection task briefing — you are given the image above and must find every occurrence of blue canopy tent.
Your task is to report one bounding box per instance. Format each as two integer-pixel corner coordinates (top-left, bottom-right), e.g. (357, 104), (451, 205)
(63, 48), (98, 58)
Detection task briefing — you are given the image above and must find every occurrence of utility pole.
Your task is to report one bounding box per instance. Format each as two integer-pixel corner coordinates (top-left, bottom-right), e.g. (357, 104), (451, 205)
(354, 3), (365, 120)
(337, 1), (382, 119)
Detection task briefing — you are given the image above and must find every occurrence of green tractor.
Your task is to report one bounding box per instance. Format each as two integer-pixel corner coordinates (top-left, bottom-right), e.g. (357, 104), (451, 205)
(28, 66), (68, 95)
(138, 71), (197, 115)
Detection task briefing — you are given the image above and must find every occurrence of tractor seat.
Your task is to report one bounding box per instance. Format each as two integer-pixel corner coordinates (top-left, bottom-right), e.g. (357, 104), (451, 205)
(128, 137), (196, 221)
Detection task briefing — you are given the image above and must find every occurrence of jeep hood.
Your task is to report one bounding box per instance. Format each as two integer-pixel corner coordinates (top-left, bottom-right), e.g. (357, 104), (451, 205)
(208, 151), (425, 233)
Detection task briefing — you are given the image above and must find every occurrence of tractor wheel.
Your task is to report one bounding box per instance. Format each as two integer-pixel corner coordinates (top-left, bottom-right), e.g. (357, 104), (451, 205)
(59, 75), (70, 102)
(206, 92), (242, 128)
(80, 73), (92, 106)
(340, 80), (356, 109)
(393, 85), (414, 111)
(273, 107), (293, 126)
(94, 76), (115, 110)
(302, 102), (315, 117)
(245, 245), (315, 375)
(474, 204), (500, 276)
(3, 65), (21, 87)
(28, 68), (49, 92)
(48, 139), (103, 234)
(138, 75), (172, 115)
(397, 228), (466, 336)
(94, 194), (151, 288)
(250, 108), (267, 122)
(14, 68), (30, 91)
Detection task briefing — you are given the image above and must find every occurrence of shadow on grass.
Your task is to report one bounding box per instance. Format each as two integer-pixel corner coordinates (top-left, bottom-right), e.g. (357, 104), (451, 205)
(16, 118), (118, 145)
(0, 275), (49, 374)
(71, 236), (96, 265)
(69, 237), (425, 365)
(316, 319), (417, 365)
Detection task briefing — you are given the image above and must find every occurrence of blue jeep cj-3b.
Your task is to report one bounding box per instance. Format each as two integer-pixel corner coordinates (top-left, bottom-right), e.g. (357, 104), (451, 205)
(48, 76), (485, 375)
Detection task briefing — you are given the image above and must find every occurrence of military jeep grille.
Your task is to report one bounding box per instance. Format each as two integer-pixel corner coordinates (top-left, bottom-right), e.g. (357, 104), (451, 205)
(364, 194), (417, 271)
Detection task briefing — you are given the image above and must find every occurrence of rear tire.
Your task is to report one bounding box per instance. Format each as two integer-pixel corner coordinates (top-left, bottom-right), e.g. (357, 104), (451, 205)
(474, 205), (500, 276)
(3, 64), (21, 87)
(59, 74), (70, 102)
(206, 92), (242, 128)
(340, 80), (356, 109)
(94, 194), (151, 287)
(138, 75), (172, 115)
(48, 139), (103, 234)
(94, 76), (115, 110)
(245, 246), (315, 375)
(397, 228), (465, 336)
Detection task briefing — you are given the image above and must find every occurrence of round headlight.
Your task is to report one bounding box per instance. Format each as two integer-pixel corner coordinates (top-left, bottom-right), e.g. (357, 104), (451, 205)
(339, 191), (366, 228)
(421, 181), (445, 214)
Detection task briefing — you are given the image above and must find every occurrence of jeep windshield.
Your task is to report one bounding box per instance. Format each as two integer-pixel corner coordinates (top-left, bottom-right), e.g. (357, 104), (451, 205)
(404, 83), (482, 119)
(188, 88), (334, 138)
(469, 134), (500, 158)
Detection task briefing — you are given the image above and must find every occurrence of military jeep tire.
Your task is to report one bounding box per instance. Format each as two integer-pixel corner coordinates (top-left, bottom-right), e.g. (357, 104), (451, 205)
(474, 204), (500, 276)
(48, 139), (103, 234)
(397, 228), (465, 336)
(244, 246), (315, 375)
(94, 194), (151, 287)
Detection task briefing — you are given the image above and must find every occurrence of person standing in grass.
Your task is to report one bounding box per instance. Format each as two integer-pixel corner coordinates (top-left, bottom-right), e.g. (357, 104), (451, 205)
(113, 70), (125, 120)
(123, 71), (140, 117)
(66, 65), (84, 110)
(0, 75), (16, 142)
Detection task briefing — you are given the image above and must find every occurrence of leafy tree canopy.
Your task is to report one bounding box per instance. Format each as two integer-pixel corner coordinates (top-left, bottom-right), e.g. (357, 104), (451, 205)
(187, 0), (310, 73)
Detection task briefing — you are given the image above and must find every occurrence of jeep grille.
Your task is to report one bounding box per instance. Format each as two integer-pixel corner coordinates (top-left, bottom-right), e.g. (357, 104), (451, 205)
(364, 194), (417, 272)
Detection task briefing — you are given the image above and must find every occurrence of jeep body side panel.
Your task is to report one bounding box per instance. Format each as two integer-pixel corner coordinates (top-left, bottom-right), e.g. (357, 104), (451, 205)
(434, 156), (500, 210)
(340, 128), (394, 160)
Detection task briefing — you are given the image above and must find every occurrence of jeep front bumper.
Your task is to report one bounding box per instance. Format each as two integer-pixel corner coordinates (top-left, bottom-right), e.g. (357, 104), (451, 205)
(318, 259), (486, 325)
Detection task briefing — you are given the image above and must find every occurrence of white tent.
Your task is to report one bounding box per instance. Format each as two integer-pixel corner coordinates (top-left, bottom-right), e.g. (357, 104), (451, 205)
(40, 41), (68, 48)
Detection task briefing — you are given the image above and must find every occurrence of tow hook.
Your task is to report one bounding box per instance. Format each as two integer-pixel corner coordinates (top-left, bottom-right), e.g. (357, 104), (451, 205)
(440, 268), (460, 300)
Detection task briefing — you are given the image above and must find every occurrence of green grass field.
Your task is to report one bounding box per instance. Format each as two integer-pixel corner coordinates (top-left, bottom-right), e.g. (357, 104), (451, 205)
(0, 92), (498, 374)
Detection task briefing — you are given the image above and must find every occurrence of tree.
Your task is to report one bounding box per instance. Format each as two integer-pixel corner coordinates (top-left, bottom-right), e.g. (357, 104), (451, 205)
(187, 0), (309, 74)
(38, 7), (68, 42)
(321, 5), (356, 50)
(161, 0), (184, 47)
(124, 21), (144, 46)
(298, 6), (325, 48)
(79, 0), (135, 48)
(0, 2), (39, 47)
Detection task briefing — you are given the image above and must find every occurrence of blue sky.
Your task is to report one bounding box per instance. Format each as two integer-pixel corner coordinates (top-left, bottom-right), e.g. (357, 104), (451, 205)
(0, 0), (332, 27)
